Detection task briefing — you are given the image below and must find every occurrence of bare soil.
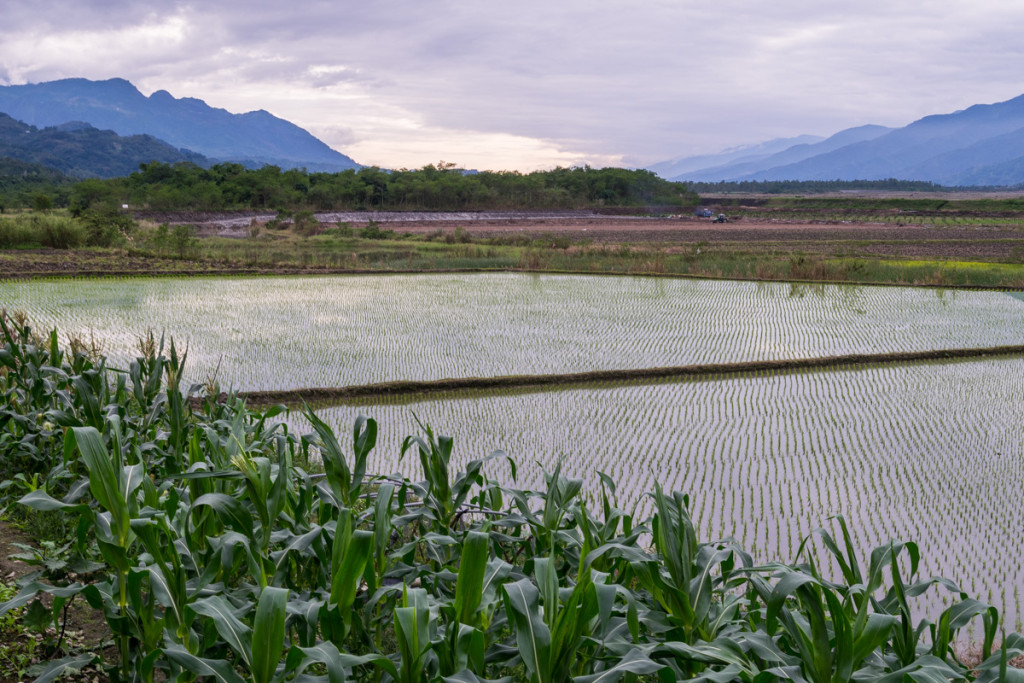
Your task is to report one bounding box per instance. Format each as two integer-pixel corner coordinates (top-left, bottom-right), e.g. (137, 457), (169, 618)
(0, 520), (110, 682)
(373, 215), (1024, 253)
(171, 210), (1024, 253)
(0, 519), (32, 583)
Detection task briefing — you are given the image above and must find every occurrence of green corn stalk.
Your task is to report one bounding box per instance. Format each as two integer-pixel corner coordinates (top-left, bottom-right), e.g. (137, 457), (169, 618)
(303, 405), (375, 508)
(320, 509), (372, 646)
(167, 586), (290, 683)
(503, 551), (634, 683)
(367, 481), (395, 596)
(66, 423), (146, 680)
(636, 483), (746, 650)
(435, 531), (496, 678)
(504, 459), (582, 560)
(128, 330), (165, 412)
(131, 511), (198, 649)
(164, 339), (190, 470)
(401, 418), (513, 533)
(392, 586), (439, 683)
(501, 577), (552, 683)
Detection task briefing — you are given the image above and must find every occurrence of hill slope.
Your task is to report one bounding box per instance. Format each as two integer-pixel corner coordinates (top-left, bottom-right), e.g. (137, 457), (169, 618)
(0, 78), (360, 172)
(0, 113), (211, 178)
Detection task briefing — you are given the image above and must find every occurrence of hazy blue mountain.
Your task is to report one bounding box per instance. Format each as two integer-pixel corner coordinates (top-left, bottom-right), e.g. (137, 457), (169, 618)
(0, 78), (360, 172)
(647, 134), (824, 179)
(895, 125), (1024, 186)
(655, 93), (1024, 186)
(0, 112), (210, 178)
(676, 125), (894, 182)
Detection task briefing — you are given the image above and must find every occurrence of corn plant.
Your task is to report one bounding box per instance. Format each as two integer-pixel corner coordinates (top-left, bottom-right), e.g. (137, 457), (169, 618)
(0, 323), (1021, 683)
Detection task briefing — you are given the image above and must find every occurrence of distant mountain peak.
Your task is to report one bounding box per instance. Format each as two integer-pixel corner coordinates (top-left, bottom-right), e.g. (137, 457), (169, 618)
(651, 92), (1024, 186)
(0, 77), (360, 172)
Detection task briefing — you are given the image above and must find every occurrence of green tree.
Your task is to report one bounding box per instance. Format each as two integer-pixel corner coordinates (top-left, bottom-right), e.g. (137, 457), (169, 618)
(31, 193), (53, 212)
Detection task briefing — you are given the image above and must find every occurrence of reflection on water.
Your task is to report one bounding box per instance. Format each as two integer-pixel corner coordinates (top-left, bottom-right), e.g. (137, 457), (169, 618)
(934, 288), (958, 307)
(786, 282), (868, 315)
(1005, 290), (1024, 304)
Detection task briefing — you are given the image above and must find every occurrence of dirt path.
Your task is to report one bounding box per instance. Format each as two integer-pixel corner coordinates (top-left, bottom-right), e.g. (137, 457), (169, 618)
(0, 519), (32, 583)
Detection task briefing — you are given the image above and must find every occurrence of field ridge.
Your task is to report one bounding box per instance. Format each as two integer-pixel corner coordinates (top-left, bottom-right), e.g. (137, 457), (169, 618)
(234, 343), (1024, 405)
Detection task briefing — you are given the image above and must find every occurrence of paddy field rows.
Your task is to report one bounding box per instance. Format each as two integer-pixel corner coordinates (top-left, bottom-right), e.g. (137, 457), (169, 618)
(3, 272), (1023, 626)
(287, 356), (1024, 626)
(2, 273), (1024, 391)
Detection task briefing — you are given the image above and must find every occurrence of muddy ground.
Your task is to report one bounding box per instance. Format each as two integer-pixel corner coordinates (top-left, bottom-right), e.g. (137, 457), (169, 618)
(345, 215), (1024, 256)
(147, 210), (1024, 257)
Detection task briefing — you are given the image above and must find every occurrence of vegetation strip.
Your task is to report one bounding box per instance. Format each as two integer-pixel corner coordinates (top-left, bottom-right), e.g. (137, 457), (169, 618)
(236, 344), (1024, 404)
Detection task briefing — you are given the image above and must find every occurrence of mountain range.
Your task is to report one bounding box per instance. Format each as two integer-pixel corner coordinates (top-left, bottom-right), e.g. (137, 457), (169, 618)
(652, 93), (1024, 186)
(0, 78), (359, 173)
(4, 78), (1024, 186)
(0, 112), (210, 178)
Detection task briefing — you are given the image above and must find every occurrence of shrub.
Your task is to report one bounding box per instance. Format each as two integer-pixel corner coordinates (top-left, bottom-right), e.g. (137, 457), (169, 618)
(360, 219), (395, 239)
(0, 215), (38, 248)
(39, 215), (86, 248)
(170, 224), (198, 258)
(444, 226), (472, 244)
(31, 193), (52, 212)
(293, 209), (319, 237)
(0, 214), (85, 249)
(78, 208), (136, 247)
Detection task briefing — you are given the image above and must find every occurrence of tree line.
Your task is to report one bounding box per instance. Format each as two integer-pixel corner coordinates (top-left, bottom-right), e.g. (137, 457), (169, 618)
(66, 161), (698, 212)
(0, 157), (75, 212)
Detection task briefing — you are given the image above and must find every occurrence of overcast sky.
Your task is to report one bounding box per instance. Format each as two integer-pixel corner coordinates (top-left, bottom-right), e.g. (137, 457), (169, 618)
(2, 1), (1023, 171)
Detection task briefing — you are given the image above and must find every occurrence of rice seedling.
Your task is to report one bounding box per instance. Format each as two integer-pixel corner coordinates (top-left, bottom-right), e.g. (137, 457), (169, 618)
(294, 356), (1024, 628)
(1, 273), (1023, 392)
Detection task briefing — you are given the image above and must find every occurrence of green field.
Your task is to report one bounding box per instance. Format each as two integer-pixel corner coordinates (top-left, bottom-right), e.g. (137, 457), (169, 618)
(2, 274), (1024, 391)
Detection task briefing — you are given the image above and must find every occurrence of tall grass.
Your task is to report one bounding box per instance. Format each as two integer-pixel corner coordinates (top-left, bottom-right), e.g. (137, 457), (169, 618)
(0, 213), (87, 249)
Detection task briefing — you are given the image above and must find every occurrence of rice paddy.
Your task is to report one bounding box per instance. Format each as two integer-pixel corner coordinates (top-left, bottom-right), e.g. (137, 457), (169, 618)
(2, 273), (1024, 391)
(3, 271), (1023, 629)
(292, 356), (1024, 628)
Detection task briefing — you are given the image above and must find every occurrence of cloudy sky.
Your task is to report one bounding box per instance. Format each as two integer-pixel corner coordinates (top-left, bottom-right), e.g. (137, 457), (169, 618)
(2, 1), (1023, 171)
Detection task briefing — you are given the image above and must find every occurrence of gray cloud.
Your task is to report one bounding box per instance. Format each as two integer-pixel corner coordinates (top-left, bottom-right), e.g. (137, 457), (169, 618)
(2, 0), (1024, 168)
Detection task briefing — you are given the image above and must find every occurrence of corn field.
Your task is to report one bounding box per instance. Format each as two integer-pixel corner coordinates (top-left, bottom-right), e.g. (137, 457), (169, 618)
(2, 316), (1023, 682)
